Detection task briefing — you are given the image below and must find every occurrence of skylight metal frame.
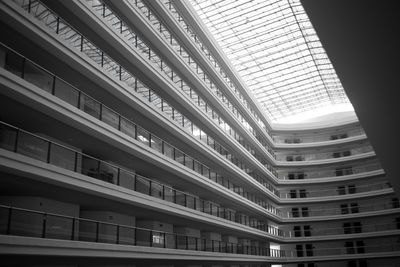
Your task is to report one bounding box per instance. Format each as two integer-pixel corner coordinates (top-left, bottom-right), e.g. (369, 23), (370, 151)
(190, 0), (352, 122)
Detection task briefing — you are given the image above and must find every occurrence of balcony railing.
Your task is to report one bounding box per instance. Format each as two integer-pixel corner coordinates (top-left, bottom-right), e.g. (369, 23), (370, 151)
(0, 40), (282, 219)
(277, 146), (374, 162)
(0, 205), (277, 257)
(83, 0), (277, 174)
(0, 120), (284, 236)
(273, 128), (366, 144)
(10, 0), (282, 201)
(279, 181), (391, 199)
(126, 0), (274, 149)
(160, 0), (271, 138)
(287, 220), (400, 238)
(283, 199), (400, 218)
(278, 162), (382, 180)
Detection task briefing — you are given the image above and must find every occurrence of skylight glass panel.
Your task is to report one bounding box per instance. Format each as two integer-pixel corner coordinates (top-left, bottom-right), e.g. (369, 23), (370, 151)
(190, 0), (353, 122)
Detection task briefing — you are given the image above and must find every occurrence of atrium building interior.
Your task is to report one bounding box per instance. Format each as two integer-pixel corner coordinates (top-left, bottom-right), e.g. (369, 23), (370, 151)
(0, 0), (399, 266)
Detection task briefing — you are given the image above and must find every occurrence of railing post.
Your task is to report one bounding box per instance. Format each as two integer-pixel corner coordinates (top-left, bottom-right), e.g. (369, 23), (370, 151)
(116, 225), (120, 244)
(42, 213), (47, 238)
(6, 207), (12, 235)
(71, 218), (75, 240)
(95, 222), (99, 242)
(14, 129), (19, 153)
(46, 142), (51, 163)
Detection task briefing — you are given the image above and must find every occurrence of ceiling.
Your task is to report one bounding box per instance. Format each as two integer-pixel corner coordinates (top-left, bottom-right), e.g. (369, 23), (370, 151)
(300, 0), (400, 197)
(189, 0), (353, 123)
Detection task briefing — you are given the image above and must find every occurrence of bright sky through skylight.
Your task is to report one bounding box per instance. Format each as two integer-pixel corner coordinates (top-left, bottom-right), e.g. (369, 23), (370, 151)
(189, 0), (354, 123)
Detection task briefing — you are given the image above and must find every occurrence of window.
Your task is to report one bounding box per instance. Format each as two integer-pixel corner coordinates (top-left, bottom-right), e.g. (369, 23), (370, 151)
(290, 190), (297, 198)
(292, 208), (299, 218)
(296, 244), (304, 257)
(392, 198), (400, 208)
(343, 150), (351, 157)
(348, 184), (356, 194)
(288, 173), (295, 180)
(341, 204), (349, 214)
(305, 244), (314, 256)
(338, 186), (346, 195)
(294, 226), (301, 237)
(350, 203), (359, 213)
(302, 207), (309, 217)
(343, 222), (352, 234)
(299, 189), (307, 198)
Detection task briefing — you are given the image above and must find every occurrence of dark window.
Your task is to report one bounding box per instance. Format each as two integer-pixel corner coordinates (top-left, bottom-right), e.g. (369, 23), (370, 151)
(305, 244), (313, 256)
(333, 152), (341, 158)
(343, 222), (352, 234)
(286, 155), (293, 161)
(345, 241), (355, 254)
(338, 186), (346, 195)
(292, 208), (299, 218)
(348, 185), (356, 194)
(299, 189), (307, 198)
(347, 260), (357, 267)
(290, 190), (297, 198)
(294, 226), (301, 237)
(330, 135), (338, 140)
(392, 198), (400, 208)
(302, 207), (309, 217)
(356, 241), (365, 253)
(336, 168), (344, 176)
(343, 150), (351, 157)
(354, 222), (362, 233)
(295, 155), (303, 161)
(359, 260), (367, 267)
(296, 244), (304, 257)
(288, 173), (295, 180)
(341, 204), (349, 214)
(350, 203), (359, 213)
(396, 217), (400, 229)
(340, 133), (349, 139)
(298, 173), (305, 179)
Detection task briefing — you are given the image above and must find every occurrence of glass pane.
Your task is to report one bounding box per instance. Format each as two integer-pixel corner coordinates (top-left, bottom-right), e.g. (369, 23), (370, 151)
(17, 132), (48, 162)
(119, 169), (135, 190)
(163, 142), (174, 159)
(10, 209), (42, 237)
(150, 181), (163, 199)
(136, 175), (150, 195)
(80, 94), (100, 119)
(164, 187), (175, 203)
(49, 143), (76, 171)
(81, 155), (99, 178)
(98, 223), (117, 244)
(24, 61), (53, 93)
(99, 162), (118, 184)
(54, 78), (79, 107)
(5, 50), (23, 77)
(137, 126), (150, 146)
(150, 135), (162, 153)
(45, 214), (73, 240)
(0, 125), (17, 151)
(78, 219), (97, 242)
(118, 225), (135, 245)
(120, 117), (135, 138)
(101, 106), (119, 129)
(136, 228), (151, 246)
(175, 191), (186, 206)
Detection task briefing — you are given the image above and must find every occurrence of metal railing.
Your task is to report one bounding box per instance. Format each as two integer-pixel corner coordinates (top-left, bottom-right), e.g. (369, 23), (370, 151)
(0, 120), (282, 236)
(0, 40), (283, 219)
(0, 205), (277, 256)
(10, 0), (283, 202)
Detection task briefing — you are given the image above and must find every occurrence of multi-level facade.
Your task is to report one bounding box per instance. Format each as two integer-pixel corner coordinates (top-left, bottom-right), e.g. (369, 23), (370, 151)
(0, 0), (399, 267)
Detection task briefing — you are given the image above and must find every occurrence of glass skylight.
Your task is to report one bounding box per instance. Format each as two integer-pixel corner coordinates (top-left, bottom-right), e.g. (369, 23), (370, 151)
(189, 0), (354, 123)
